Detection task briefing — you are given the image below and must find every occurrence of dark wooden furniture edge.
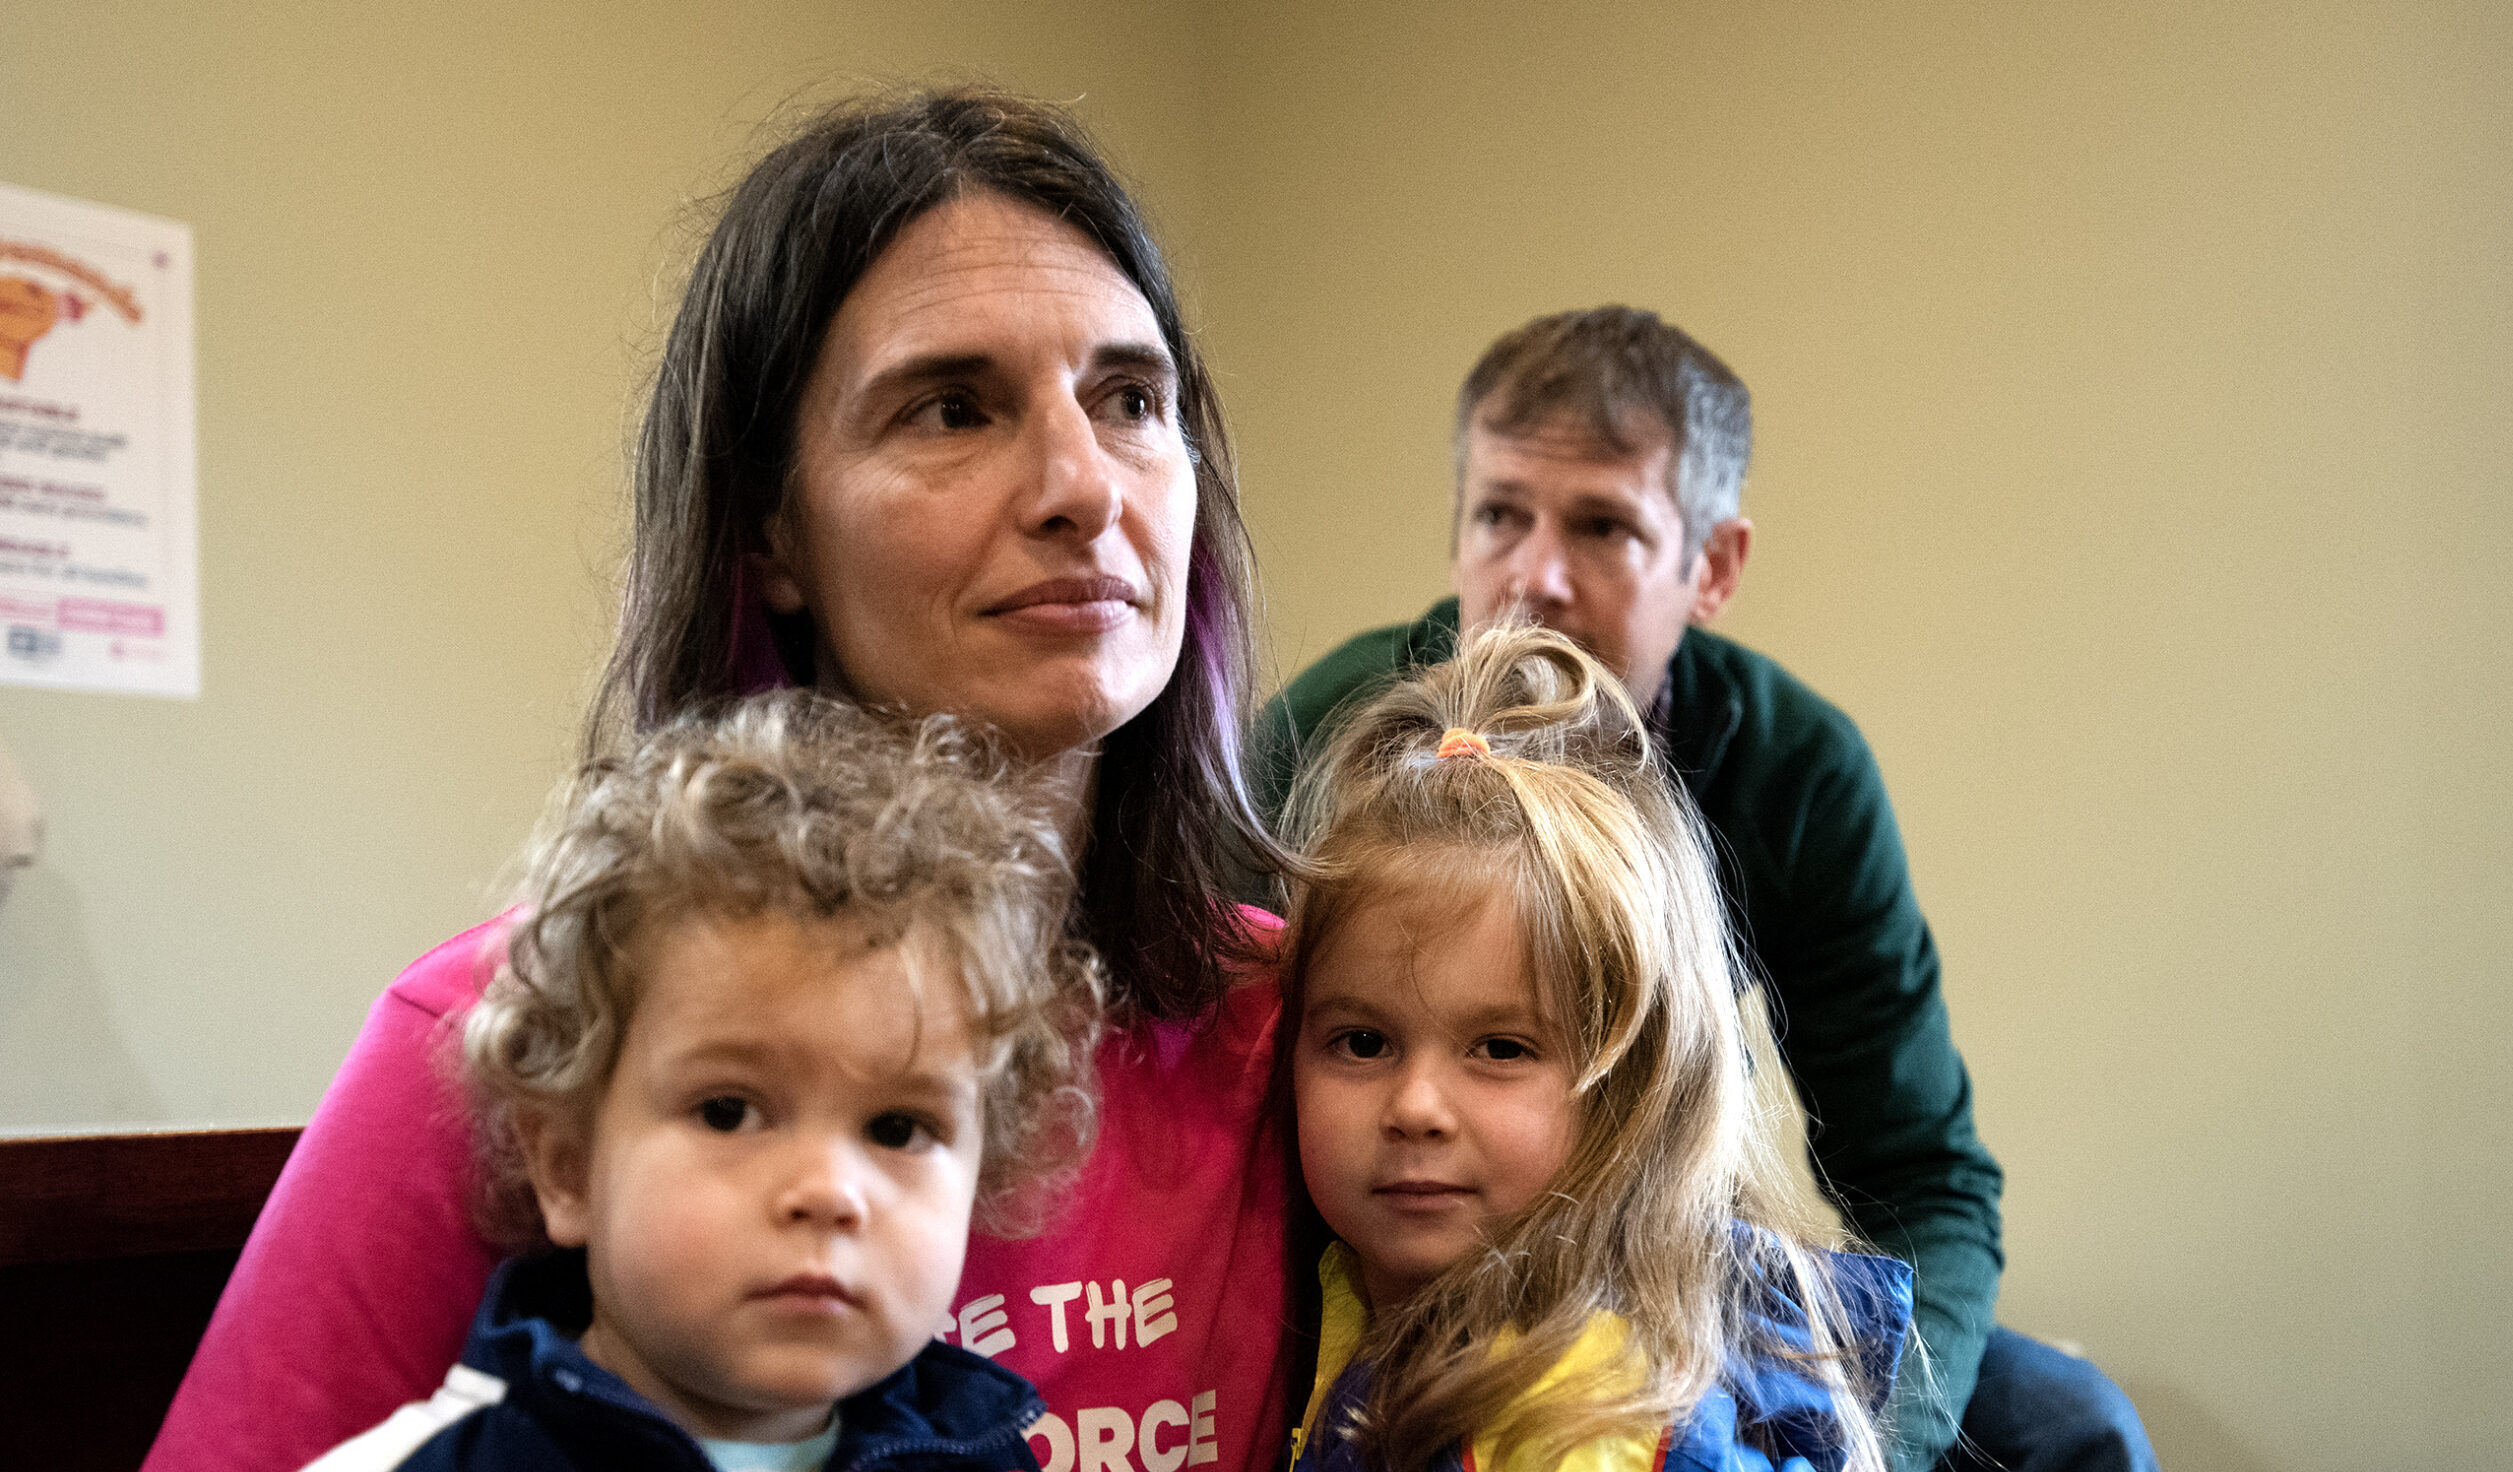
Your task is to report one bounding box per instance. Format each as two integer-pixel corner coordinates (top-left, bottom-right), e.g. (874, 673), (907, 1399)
(0, 1127), (302, 1266)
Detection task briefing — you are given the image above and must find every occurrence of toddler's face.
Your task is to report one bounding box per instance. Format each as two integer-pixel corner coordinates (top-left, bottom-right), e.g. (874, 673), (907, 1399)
(1292, 881), (1578, 1310)
(530, 910), (985, 1443)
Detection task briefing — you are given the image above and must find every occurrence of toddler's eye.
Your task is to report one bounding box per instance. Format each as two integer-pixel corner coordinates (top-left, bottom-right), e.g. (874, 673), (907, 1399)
(1475, 1037), (1533, 1062)
(1335, 1029), (1391, 1061)
(867, 1112), (932, 1151)
(696, 1096), (758, 1133)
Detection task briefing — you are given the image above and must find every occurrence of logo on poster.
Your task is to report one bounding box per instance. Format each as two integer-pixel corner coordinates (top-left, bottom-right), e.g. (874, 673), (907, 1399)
(6, 625), (61, 663)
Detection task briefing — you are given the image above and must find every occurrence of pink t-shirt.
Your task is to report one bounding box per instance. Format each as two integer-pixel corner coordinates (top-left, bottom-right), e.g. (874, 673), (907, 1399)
(145, 913), (1290, 1472)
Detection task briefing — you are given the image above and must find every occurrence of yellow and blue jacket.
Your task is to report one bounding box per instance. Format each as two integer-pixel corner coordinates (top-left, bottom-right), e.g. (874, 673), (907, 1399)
(1287, 1243), (1910, 1472)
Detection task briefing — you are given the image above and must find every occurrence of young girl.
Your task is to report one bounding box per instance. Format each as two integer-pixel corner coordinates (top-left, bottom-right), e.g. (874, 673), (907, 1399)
(1279, 625), (1911, 1472)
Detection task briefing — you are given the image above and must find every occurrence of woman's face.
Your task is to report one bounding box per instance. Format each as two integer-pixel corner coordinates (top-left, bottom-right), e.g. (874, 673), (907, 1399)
(762, 191), (1198, 760)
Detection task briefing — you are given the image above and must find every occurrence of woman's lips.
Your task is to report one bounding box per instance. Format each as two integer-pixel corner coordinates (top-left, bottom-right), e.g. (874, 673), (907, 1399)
(752, 1273), (864, 1314)
(985, 575), (1140, 635)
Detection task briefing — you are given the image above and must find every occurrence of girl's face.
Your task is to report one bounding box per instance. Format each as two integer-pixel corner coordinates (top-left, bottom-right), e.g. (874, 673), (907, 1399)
(760, 191), (1198, 762)
(1292, 879), (1579, 1310)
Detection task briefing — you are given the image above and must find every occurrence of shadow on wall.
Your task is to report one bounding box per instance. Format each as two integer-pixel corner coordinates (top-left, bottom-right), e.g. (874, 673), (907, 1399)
(2121, 1377), (2274, 1472)
(0, 865), (163, 1128)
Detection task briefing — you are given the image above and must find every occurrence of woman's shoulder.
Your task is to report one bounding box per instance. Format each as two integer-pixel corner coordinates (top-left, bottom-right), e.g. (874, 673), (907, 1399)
(382, 912), (516, 1021)
(144, 920), (514, 1470)
(1233, 901), (1286, 941)
(1096, 905), (1283, 1092)
(1221, 902), (1284, 997)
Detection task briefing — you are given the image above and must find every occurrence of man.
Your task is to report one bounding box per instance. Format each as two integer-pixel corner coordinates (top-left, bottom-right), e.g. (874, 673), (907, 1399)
(1252, 308), (2153, 1472)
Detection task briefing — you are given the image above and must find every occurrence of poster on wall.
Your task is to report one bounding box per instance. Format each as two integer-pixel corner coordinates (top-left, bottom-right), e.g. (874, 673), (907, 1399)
(0, 180), (197, 698)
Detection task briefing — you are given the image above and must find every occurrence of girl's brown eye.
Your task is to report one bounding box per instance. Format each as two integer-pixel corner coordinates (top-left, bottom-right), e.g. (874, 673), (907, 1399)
(1338, 1029), (1390, 1060)
(698, 1096), (752, 1132)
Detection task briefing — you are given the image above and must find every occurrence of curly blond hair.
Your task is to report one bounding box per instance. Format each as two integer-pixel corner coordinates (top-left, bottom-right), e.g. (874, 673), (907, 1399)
(462, 690), (1102, 1245)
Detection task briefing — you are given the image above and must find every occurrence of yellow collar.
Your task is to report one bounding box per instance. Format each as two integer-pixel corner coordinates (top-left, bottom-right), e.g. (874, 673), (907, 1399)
(1293, 1244), (1660, 1472)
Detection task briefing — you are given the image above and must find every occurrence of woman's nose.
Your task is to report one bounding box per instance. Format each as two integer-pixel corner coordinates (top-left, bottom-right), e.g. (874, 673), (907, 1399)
(776, 1141), (869, 1229)
(1023, 395), (1124, 541)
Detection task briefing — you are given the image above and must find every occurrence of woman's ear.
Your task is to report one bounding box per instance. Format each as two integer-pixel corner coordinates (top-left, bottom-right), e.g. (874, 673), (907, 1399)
(517, 1109), (595, 1248)
(752, 524), (811, 615)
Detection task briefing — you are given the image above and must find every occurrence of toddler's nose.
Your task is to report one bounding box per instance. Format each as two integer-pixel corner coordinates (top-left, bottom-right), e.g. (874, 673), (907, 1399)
(777, 1142), (869, 1228)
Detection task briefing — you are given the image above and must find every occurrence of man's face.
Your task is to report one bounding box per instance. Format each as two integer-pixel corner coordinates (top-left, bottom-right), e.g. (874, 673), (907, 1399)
(1452, 414), (1703, 701)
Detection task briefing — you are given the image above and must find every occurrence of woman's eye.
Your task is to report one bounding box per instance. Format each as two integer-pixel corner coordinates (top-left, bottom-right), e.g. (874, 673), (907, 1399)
(1097, 381), (1161, 426)
(911, 389), (983, 432)
(696, 1096), (758, 1133)
(867, 1112), (932, 1151)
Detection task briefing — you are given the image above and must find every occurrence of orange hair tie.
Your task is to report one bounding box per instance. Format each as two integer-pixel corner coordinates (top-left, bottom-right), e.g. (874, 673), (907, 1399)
(1436, 727), (1493, 760)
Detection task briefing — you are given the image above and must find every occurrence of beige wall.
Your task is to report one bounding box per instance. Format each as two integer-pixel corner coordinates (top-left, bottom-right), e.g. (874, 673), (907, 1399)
(0, 0), (1210, 1128)
(1204, 4), (2512, 1468)
(2, 2), (2504, 1467)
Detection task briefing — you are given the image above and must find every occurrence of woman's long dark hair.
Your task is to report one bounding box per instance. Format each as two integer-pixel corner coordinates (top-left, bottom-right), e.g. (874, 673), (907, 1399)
(596, 88), (1282, 1018)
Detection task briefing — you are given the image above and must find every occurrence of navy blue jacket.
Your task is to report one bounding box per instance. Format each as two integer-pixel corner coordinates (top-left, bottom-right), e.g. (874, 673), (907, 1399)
(304, 1253), (1044, 1472)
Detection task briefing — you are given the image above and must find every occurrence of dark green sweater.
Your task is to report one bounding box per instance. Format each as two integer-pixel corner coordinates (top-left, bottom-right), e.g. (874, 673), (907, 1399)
(1253, 600), (2002, 1472)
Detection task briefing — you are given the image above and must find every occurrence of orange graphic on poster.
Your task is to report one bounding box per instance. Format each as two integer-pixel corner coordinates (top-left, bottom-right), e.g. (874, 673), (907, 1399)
(0, 239), (142, 384)
(0, 276), (59, 381)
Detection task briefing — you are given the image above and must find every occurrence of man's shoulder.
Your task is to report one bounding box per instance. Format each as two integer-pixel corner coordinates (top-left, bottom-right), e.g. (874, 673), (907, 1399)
(1673, 631), (1908, 886)
(1272, 599), (1461, 736)
(1678, 627), (1874, 775)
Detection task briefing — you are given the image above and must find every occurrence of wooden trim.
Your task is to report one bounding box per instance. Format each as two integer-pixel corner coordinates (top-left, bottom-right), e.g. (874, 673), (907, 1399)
(0, 1128), (300, 1266)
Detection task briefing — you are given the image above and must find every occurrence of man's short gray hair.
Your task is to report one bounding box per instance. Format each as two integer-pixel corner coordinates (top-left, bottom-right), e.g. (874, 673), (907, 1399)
(1455, 306), (1751, 570)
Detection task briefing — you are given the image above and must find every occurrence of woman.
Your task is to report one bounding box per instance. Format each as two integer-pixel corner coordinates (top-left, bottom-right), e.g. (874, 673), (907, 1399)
(148, 89), (1292, 1472)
